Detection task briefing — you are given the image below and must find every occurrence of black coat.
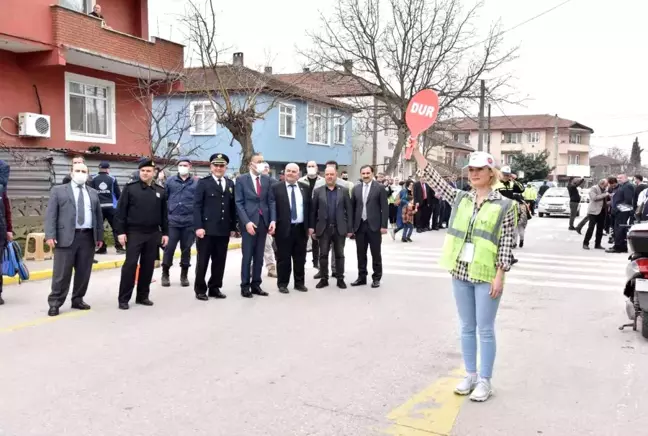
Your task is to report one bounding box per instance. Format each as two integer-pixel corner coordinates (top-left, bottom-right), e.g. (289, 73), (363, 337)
(413, 182), (434, 206)
(193, 175), (237, 236)
(311, 184), (353, 237)
(351, 180), (389, 232)
(271, 182), (311, 239)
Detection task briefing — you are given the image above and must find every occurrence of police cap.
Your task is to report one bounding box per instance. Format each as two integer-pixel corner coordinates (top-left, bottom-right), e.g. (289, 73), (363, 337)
(138, 158), (156, 169)
(177, 156), (191, 164)
(209, 153), (229, 165)
(99, 161), (110, 169)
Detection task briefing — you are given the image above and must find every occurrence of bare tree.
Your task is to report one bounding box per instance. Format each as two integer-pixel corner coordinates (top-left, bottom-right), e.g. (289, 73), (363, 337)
(302, 0), (517, 174)
(606, 147), (630, 173)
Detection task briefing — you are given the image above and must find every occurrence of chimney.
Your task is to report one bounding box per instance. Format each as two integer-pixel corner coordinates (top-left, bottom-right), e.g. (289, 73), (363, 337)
(343, 59), (353, 73)
(264, 66), (273, 74)
(233, 52), (244, 67)
(303, 67), (310, 73)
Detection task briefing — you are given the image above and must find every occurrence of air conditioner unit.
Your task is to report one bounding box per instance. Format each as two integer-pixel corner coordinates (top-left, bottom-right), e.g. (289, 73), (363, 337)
(18, 112), (51, 138)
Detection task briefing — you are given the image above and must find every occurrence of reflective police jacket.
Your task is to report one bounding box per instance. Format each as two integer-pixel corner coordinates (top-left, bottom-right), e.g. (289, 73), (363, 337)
(90, 172), (120, 208)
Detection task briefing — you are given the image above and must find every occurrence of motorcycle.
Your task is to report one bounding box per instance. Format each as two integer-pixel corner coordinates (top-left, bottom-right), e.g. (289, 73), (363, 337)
(620, 222), (648, 337)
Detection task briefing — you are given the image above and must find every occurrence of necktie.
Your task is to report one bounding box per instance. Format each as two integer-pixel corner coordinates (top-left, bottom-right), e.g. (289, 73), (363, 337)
(422, 183), (427, 200)
(217, 178), (222, 190)
(77, 184), (85, 226)
(362, 183), (369, 220)
(290, 185), (297, 221)
(256, 176), (263, 216)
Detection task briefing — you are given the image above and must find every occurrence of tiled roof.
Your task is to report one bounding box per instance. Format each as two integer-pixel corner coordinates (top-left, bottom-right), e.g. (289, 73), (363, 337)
(426, 131), (474, 152)
(589, 155), (623, 166)
(273, 71), (381, 98)
(183, 66), (355, 111)
(441, 115), (594, 133)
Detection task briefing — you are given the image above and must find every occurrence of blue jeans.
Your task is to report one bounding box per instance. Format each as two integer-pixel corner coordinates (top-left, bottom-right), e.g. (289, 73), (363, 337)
(402, 223), (413, 240)
(452, 278), (501, 378)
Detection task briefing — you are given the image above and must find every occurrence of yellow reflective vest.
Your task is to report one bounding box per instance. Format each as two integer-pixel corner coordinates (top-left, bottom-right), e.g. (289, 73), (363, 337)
(523, 186), (538, 200)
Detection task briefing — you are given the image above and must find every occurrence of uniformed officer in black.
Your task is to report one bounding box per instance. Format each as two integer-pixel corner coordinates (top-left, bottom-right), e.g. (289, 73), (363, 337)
(114, 158), (169, 310)
(193, 153), (238, 300)
(91, 161), (124, 254)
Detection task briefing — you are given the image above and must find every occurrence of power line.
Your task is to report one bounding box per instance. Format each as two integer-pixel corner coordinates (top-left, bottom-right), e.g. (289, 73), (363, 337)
(593, 129), (648, 138)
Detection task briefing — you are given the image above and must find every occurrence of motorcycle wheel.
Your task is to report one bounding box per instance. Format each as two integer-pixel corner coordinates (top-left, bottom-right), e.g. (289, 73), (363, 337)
(642, 311), (648, 339)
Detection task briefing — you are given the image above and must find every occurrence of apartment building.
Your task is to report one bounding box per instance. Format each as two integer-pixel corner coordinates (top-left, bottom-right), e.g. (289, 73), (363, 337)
(443, 114), (594, 180)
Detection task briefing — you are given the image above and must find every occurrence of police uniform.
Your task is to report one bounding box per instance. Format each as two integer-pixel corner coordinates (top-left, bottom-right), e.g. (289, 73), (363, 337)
(114, 158), (169, 309)
(193, 153), (238, 300)
(91, 161), (124, 253)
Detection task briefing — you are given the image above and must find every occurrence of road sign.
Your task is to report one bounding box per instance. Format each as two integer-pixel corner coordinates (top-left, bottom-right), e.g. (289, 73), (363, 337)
(404, 89), (440, 160)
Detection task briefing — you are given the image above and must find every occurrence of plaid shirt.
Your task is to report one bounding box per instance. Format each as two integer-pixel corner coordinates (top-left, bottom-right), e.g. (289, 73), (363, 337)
(417, 163), (515, 283)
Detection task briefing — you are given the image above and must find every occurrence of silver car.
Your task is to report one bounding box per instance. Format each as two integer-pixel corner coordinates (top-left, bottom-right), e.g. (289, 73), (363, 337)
(537, 187), (580, 217)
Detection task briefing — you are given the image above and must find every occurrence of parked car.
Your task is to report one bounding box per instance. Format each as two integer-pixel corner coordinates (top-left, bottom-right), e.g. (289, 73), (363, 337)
(537, 187), (580, 217)
(579, 188), (591, 203)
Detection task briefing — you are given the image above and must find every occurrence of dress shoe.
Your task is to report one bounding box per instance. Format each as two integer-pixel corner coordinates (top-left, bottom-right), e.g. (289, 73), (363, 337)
(251, 287), (269, 296)
(208, 289), (227, 299)
(314, 271), (322, 279)
(511, 258), (519, 265)
(351, 278), (367, 287)
(316, 279), (329, 289)
(278, 286), (290, 294)
(48, 306), (59, 317)
(337, 279), (347, 289)
(519, 240), (524, 248)
(332, 272), (338, 279)
(294, 284), (308, 292)
(583, 244), (590, 250)
(594, 245), (604, 250)
(71, 300), (91, 310)
(118, 302), (129, 310)
(196, 293), (209, 301)
(241, 288), (253, 298)
(0, 295), (5, 305)
(371, 281), (381, 288)
(136, 298), (154, 306)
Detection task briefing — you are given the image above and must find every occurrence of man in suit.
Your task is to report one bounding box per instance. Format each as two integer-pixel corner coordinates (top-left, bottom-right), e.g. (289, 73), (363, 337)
(351, 165), (388, 288)
(235, 153), (277, 298)
(413, 177), (433, 232)
(310, 165), (353, 289)
(583, 178), (610, 250)
(271, 163), (310, 294)
(193, 153), (238, 300)
(45, 163), (104, 316)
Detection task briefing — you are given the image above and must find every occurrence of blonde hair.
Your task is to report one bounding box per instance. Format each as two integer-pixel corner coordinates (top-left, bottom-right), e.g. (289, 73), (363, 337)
(489, 167), (502, 187)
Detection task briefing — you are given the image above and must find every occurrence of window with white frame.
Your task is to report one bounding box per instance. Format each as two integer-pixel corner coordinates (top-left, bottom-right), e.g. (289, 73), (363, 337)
(568, 154), (580, 165)
(502, 132), (522, 144)
(383, 157), (391, 168)
(445, 151), (454, 165)
(569, 133), (582, 144)
(60, 0), (94, 13)
(190, 101), (217, 135)
(501, 153), (516, 165)
(307, 104), (329, 145)
(278, 103), (296, 138)
(65, 72), (115, 144)
(527, 131), (540, 143)
(452, 133), (470, 144)
(333, 115), (346, 144)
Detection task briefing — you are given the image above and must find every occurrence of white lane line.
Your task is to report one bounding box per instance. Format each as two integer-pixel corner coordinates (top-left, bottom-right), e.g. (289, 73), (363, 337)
(390, 246), (626, 262)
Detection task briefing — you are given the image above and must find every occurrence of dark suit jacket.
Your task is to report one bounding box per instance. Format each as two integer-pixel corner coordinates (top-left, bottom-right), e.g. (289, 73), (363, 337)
(271, 182), (311, 238)
(45, 183), (104, 248)
(193, 175), (237, 236)
(351, 180), (388, 232)
(414, 182), (434, 206)
(311, 184), (352, 237)
(234, 173), (277, 227)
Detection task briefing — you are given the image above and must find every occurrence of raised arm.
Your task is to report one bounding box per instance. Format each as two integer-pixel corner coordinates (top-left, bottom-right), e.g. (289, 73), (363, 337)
(411, 145), (458, 204)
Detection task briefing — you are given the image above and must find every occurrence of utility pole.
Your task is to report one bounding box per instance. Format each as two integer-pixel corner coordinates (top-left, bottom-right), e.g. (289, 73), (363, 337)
(486, 103), (491, 154)
(553, 113), (559, 183)
(477, 79), (486, 151)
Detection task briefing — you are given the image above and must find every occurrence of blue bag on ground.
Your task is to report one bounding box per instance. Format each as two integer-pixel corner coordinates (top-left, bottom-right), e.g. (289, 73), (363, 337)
(3, 241), (29, 281)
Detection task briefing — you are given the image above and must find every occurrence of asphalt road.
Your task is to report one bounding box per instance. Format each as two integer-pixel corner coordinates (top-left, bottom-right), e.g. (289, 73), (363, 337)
(0, 212), (646, 436)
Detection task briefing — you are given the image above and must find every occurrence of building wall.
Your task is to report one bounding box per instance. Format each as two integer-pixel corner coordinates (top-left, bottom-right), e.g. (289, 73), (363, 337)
(156, 93), (354, 172)
(0, 50), (151, 156)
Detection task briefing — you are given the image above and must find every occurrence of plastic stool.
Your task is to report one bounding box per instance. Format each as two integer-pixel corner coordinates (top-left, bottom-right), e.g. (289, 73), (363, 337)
(24, 232), (52, 261)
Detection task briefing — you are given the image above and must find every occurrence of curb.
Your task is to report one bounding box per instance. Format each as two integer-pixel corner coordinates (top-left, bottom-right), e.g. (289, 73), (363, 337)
(4, 241), (243, 286)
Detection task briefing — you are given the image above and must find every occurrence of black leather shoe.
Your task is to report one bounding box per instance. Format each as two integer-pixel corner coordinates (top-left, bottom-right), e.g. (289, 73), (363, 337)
(594, 245), (604, 250)
(241, 289), (253, 298)
(71, 300), (91, 310)
(136, 298), (154, 306)
(337, 279), (347, 289)
(371, 281), (380, 288)
(583, 244), (590, 250)
(48, 306), (59, 317)
(294, 284), (308, 292)
(315, 279), (329, 289)
(278, 286), (290, 294)
(196, 293), (209, 301)
(314, 271), (322, 279)
(208, 289), (227, 299)
(0, 295), (5, 305)
(351, 278), (367, 287)
(251, 287), (269, 296)
(118, 302), (129, 310)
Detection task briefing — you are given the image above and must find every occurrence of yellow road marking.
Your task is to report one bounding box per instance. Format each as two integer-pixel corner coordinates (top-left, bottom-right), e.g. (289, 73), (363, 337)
(382, 368), (467, 436)
(0, 310), (91, 334)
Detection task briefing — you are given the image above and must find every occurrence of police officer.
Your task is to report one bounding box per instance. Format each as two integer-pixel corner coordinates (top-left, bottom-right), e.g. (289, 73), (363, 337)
(193, 153), (237, 300)
(114, 158), (169, 310)
(91, 161), (124, 254)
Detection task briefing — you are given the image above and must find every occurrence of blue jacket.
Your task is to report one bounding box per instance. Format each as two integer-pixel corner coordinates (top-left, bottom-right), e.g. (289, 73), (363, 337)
(166, 174), (198, 228)
(235, 173), (276, 226)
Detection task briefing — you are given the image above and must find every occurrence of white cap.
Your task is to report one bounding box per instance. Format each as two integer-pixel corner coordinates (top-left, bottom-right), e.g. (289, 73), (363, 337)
(464, 151), (495, 169)
(500, 165), (512, 174)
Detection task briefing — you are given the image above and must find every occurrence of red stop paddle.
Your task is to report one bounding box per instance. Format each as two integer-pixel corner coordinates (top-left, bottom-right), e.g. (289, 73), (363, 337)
(404, 89), (440, 160)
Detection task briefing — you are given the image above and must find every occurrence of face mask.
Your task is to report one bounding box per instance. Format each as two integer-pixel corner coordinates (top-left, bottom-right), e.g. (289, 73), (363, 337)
(255, 163), (266, 173)
(307, 167), (318, 177)
(178, 166), (190, 176)
(72, 172), (87, 185)
(342, 176), (348, 181)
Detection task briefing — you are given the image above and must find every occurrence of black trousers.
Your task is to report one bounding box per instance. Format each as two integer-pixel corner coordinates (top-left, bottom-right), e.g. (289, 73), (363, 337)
(576, 215), (589, 232)
(526, 200), (535, 215)
(430, 202), (440, 229)
(194, 235), (230, 294)
(318, 225), (346, 280)
(583, 212), (605, 247)
(118, 231), (160, 304)
(311, 236), (319, 267)
(100, 207), (122, 249)
(162, 226), (195, 268)
(276, 224), (307, 287)
(355, 220), (382, 281)
(614, 210), (632, 251)
(415, 205), (430, 230)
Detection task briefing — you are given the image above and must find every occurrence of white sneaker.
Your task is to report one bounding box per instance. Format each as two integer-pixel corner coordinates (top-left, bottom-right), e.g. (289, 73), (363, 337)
(469, 378), (493, 402)
(454, 374), (478, 395)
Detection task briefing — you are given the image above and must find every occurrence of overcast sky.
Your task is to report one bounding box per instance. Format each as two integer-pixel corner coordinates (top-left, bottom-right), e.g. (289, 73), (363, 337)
(150, 0), (648, 157)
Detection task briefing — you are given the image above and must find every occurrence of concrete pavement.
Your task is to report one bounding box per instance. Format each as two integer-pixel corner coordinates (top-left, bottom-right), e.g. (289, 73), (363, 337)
(0, 214), (647, 436)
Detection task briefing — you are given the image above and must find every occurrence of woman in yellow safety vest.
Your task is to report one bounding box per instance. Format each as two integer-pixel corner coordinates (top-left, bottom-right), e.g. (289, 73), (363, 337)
(411, 146), (516, 402)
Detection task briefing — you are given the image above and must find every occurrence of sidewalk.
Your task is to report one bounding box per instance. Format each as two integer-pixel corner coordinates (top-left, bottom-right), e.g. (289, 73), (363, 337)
(6, 241), (242, 286)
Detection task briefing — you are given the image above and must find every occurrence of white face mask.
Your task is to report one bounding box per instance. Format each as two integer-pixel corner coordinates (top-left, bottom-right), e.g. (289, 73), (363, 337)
(177, 166), (190, 176)
(255, 163), (266, 173)
(72, 172), (87, 185)
(307, 167), (317, 177)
